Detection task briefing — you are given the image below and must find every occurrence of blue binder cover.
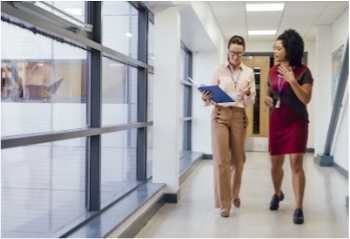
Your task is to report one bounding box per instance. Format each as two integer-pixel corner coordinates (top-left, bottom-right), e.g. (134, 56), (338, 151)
(198, 85), (234, 103)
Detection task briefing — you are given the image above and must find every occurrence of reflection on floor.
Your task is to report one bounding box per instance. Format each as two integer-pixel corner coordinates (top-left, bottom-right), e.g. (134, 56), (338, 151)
(135, 152), (349, 238)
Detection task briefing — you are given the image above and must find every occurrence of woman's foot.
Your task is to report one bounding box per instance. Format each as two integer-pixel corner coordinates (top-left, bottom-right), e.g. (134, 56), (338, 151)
(233, 198), (241, 208)
(220, 208), (230, 217)
(293, 208), (304, 224)
(269, 191), (284, 210)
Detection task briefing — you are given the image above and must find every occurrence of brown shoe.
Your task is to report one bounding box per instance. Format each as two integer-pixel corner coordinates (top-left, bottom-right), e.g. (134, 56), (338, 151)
(220, 208), (230, 217)
(233, 198), (241, 208)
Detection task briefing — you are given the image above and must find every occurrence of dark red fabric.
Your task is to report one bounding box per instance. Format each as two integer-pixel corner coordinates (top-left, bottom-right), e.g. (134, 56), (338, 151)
(268, 65), (313, 155)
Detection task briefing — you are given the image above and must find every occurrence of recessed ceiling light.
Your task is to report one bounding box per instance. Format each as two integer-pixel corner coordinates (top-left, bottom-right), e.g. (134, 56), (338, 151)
(248, 30), (276, 35)
(246, 3), (284, 12)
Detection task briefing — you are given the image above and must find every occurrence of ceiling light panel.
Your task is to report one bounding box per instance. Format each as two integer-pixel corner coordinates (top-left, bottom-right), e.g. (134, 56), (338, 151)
(246, 3), (284, 12)
(248, 30), (276, 35)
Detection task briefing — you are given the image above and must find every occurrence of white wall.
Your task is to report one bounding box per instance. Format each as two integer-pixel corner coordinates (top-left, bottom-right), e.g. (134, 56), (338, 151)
(330, 8), (349, 171)
(314, 7), (348, 172)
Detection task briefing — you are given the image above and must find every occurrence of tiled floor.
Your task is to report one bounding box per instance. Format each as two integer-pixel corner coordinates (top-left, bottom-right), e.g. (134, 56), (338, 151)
(135, 152), (349, 238)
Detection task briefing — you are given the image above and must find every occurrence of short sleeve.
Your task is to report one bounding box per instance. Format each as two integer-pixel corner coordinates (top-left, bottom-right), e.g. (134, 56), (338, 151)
(299, 69), (314, 85)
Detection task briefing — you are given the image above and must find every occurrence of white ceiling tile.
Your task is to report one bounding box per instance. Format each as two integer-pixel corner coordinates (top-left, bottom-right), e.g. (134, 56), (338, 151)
(144, 1), (348, 44)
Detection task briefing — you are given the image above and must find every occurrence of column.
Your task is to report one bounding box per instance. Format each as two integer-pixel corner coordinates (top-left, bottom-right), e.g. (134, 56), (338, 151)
(152, 6), (181, 202)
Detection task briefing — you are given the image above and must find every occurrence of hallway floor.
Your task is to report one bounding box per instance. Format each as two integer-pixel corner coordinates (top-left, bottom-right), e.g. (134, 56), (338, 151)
(135, 152), (349, 238)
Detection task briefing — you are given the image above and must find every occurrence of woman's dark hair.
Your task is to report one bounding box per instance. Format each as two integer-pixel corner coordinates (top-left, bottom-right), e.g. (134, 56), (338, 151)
(277, 29), (304, 67)
(227, 35), (245, 50)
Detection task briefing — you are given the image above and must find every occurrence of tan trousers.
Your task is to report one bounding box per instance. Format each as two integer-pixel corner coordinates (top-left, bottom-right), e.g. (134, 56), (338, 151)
(211, 106), (248, 209)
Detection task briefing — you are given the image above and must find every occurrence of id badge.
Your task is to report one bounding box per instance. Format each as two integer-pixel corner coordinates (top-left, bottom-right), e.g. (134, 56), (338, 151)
(275, 99), (280, 108)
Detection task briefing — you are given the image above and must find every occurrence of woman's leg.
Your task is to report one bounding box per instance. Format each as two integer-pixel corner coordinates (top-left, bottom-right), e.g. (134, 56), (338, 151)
(271, 154), (285, 195)
(230, 109), (247, 204)
(211, 107), (231, 210)
(289, 153), (305, 209)
(269, 154), (285, 210)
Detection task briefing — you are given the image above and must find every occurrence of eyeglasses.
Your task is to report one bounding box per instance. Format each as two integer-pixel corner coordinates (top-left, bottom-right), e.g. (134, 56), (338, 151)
(228, 51), (244, 57)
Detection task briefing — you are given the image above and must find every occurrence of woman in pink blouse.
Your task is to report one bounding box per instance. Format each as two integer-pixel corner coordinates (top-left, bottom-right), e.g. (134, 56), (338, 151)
(201, 35), (256, 217)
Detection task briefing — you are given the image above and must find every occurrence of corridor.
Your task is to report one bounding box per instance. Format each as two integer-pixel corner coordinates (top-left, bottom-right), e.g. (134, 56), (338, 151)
(135, 152), (348, 238)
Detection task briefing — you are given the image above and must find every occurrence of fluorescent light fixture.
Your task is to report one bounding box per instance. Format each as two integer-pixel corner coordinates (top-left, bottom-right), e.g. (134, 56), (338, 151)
(248, 30), (276, 35)
(125, 32), (133, 37)
(246, 3), (284, 12)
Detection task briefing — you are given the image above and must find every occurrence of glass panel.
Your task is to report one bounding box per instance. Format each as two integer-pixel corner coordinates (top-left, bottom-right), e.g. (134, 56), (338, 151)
(147, 126), (153, 179)
(101, 130), (138, 206)
(102, 2), (139, 58)
(147, 73), (153, 121)
(101, 57), (137, 125)
(35, 1), (86, 24)
(52, 1), (86, 23)
(148, 20), (154, 66)
(1, 21), (87, 137)
(1, 138), (86, 238)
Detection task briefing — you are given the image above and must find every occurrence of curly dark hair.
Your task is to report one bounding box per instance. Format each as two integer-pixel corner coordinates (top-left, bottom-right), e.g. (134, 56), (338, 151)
(277, 29), (304, 67)
(227, 35), (245, 50)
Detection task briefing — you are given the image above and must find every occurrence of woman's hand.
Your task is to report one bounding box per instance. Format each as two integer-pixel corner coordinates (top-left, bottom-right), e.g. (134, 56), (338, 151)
(241, 85), (251, 96)
(201, 90), (213, 102)
(278, 65), (296, 84)
(265, 96), (274, 108)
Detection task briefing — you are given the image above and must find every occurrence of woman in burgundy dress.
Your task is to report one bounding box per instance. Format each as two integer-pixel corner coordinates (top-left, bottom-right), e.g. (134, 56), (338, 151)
(264, 29), (313, 224)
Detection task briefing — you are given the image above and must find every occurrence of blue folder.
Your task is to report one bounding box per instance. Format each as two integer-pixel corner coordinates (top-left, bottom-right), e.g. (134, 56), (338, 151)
(198, 85), (234, 103)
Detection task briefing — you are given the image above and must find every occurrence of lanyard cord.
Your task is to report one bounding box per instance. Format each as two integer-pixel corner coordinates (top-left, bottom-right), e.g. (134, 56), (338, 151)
(228, 66), (241, 88)
(277, 75), (285, 96)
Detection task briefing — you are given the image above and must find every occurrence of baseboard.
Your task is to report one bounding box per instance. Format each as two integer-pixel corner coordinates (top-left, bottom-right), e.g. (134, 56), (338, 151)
(333, 161), (348, 178)
(106, 187), (165, 238)
(164, 191), (180, 203)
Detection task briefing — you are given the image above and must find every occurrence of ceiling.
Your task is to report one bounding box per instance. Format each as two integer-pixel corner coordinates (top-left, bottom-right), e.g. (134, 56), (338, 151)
(208, 1), (348, 42)
(144, 1), (348, 44)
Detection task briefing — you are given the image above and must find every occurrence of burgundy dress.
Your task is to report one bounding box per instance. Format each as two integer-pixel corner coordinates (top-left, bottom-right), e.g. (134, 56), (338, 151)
(268, 64), (314, 155)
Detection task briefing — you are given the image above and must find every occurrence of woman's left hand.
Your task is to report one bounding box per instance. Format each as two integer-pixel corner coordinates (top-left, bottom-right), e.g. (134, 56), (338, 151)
(278, 65), (296, 84)
(240, 85), (251, 96)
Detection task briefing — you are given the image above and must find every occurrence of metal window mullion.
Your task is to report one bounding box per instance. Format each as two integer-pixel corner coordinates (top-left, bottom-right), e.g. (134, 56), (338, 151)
(136, 7), (148, 181)
(86, 1), (102, 211)
(187, 51), (193, 150)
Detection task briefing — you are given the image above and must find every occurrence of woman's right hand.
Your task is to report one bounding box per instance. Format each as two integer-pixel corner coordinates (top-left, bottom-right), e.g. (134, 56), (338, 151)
(264, 96), (274, 108)
(201, 90), (213, 102)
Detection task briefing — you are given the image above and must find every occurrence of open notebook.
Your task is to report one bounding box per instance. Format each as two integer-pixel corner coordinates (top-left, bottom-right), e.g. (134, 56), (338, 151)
(188, 78), (234, 103)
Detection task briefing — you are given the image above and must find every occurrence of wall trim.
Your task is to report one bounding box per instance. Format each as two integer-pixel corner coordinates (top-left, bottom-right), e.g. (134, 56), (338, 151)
(333, 161), (348, 178)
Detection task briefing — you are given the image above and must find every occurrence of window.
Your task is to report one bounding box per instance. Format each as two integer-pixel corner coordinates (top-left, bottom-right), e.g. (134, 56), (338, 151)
(1, 1), (153, 237)
(1, 21), (87, 137)
(102, 2), (138, 58)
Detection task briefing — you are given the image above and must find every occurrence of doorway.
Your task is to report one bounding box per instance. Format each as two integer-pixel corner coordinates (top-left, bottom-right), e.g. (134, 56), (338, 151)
(242, 55), (272, 138)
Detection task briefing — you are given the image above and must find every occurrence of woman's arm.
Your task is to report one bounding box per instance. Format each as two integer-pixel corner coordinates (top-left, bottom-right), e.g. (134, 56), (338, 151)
(278, 66), (312, 105)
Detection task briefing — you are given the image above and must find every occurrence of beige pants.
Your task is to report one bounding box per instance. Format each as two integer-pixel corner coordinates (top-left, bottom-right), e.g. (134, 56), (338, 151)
(211, 106), (248, 209)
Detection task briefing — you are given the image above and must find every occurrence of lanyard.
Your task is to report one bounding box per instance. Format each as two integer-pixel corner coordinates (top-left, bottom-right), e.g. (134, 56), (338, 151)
(277, 75), (285, 96)
(228, 66), (241, 88)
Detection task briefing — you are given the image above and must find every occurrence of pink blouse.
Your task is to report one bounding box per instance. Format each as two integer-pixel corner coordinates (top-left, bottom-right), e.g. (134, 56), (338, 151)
(205, 62), (256, 108)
